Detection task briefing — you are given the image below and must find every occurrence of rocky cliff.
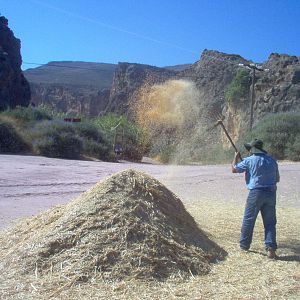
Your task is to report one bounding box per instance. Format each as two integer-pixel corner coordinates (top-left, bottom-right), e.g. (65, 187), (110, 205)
(108, 50), (300, 149)
(221, 52), (300, 145)
(179, 50), (249, 116)
(29, 83), (111, 116)
(24, 62), (116, 116)
(111, 50), (300, 144)
(0, 16), (30, 110)
(106, 62), (178, 115)
(23, 48), (299, 144)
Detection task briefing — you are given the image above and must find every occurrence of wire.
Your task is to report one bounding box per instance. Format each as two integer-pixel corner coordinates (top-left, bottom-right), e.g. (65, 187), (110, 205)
(30, 0), (198, 55)
(23, 51), (247, 73)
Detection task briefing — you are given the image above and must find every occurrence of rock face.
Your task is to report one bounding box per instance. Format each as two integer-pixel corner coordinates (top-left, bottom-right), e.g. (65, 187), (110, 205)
(29, 83), (111, 117)
(0, 16), (30, 110)
(106, 62), (178, 115)
(24, 62), (116, 116)
(22, 46), (299, 144)
(180, 50), (249, 112)
(256, 53), (300, 117)
(221, 52), (300, 146)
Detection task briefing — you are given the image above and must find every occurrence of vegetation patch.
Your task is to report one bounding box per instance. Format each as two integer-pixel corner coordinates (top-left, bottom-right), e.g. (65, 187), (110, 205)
(93, 114), (146, 162)
(0, 106), (52, 124)
(0, 120), (29, 153)
(240, 112), (300, 160)
(226, 69), (250, 104)
(0, 107), (144, 162)
(31, 121), (83, 159)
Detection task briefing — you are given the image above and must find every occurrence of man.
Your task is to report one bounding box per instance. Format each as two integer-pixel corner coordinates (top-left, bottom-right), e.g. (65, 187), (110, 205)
(232, 139), (280, 259)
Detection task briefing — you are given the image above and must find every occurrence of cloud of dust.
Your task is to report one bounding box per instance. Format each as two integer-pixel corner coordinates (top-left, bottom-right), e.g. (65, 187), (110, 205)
(134, 79), (209, 165)
(135, 79), (200, 131)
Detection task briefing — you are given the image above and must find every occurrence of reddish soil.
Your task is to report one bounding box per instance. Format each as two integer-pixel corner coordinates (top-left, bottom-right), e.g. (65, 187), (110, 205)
(1, 154), (299, 230)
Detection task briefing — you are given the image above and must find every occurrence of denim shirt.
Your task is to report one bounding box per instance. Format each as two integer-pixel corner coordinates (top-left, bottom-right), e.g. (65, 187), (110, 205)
(234, 154), (279, 190)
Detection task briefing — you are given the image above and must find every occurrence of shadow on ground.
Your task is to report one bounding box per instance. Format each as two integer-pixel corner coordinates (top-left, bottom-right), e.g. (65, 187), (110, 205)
(247, 239), (300, 262)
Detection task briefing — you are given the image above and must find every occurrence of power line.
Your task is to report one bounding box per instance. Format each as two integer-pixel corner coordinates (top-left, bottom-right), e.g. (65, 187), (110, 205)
(23, 52), (251, 72)
(30, 0), (198, 55)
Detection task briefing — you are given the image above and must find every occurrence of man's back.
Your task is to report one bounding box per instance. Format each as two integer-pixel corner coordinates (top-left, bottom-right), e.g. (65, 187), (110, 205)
(235, 154), (279, 189)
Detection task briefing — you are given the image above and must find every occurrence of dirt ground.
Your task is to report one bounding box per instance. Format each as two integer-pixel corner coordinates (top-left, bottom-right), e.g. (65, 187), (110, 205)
(0, 154), (299, 229)
(0, 154), (299, 299)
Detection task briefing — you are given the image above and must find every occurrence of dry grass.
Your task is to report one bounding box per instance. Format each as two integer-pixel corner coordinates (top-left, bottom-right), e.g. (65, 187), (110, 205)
(0, 170), (299, 300)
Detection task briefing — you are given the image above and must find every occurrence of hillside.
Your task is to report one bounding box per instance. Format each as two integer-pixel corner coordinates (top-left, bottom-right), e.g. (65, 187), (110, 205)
(23, 51), (300, 141)
(24, 61), (117, 88)
(23, 62), (117, 116)
(164, 64), (191, 71)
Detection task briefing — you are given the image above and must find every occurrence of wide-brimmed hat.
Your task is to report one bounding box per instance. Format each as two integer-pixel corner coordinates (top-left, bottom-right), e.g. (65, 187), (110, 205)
(244, 139), (267, 154)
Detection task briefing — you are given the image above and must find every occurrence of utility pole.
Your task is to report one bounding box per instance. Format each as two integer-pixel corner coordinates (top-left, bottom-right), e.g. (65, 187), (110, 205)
(238, 63), (269, 131)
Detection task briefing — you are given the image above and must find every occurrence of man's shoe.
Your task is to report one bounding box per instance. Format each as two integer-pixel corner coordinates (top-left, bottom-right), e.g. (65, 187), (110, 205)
(267, 248), (277, 259)
(240, 247), (249, 252)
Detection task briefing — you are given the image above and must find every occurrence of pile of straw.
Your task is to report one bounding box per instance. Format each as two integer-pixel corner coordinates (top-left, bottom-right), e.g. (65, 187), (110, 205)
(0, 169), (226, 285)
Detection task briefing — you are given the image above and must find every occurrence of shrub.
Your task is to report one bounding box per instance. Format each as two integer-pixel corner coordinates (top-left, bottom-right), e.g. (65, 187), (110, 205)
(34, 133), (82, 159)
(81, 139), (111, 160)
(239, 113), (300, 160)
(0, 121), (29, 153)
(31, 120), (113, 160)
(36, 103), (67, 119)
(93, 114), (146, 161)
(75, 121), (106, 143)
(74, 121), (112, 160)
(0, 106), (52, 124)
(226, 69), (250, 104)
(32, 121), (82, 159)
(285, 135), (300, 161)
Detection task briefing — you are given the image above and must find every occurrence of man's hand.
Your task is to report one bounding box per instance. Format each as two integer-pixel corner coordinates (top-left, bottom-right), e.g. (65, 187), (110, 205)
(231, 152), (241, 173)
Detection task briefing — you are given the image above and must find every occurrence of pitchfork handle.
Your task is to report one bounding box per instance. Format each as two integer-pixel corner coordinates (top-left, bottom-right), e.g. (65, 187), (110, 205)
(218, 121), (243, 161)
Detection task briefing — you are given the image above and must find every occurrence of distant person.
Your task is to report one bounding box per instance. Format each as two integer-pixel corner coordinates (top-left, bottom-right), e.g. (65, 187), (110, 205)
(231, 139), (280, 259)
(114, 144), (123, 157)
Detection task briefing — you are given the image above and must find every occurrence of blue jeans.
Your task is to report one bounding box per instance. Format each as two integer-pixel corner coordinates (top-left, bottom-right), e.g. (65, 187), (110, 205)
(240, 188), (277, 250)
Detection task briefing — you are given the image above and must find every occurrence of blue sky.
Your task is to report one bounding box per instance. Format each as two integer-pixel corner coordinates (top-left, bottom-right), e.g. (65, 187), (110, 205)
(1, 0), (299, 69)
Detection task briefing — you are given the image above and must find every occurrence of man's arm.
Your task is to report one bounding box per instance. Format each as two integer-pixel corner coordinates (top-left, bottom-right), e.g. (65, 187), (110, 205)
(232, 152), (241, 173)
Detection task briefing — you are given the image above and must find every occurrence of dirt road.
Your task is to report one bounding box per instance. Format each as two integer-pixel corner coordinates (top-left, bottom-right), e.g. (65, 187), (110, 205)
(1, 154), (299, 229)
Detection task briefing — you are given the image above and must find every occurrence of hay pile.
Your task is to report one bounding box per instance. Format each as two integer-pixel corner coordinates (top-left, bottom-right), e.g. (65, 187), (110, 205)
(0, 169), (226, 283)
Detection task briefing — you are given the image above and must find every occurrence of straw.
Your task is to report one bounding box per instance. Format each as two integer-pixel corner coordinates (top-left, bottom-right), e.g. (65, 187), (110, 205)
(0, 170), (299, 299)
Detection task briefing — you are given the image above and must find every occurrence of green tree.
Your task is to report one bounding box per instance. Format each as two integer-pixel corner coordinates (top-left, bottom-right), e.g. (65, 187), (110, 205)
(93, 114), (146, 161)
(226, 69), (251, 104)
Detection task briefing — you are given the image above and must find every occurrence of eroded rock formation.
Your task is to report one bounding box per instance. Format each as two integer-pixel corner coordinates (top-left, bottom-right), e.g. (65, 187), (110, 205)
(0, 16), (30, 110)
(106, 62), (178, 115)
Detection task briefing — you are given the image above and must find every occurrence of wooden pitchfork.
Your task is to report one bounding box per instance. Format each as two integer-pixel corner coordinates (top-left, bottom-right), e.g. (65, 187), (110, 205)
(212, 112), (243, 161)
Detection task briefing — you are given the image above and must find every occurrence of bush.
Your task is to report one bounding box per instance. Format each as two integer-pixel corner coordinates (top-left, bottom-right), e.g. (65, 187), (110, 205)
(0, 108), (144, 162)
(75, 121), (106, 143)
(34, 133), (82, 159)
(31, 120), (113, 160)
(285, 135), (300, 161)
(75, 121), (112, 160)
(32, 121), (82, 159)
(36, 103), (67, 119)
(0, 106), (52, 124)
(226, 69), (250, 104)
(81, 139), (111, 160)
(239, 113), (300, 160)
(93, 114), (146, 161)
(0, 121), (29, 153)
